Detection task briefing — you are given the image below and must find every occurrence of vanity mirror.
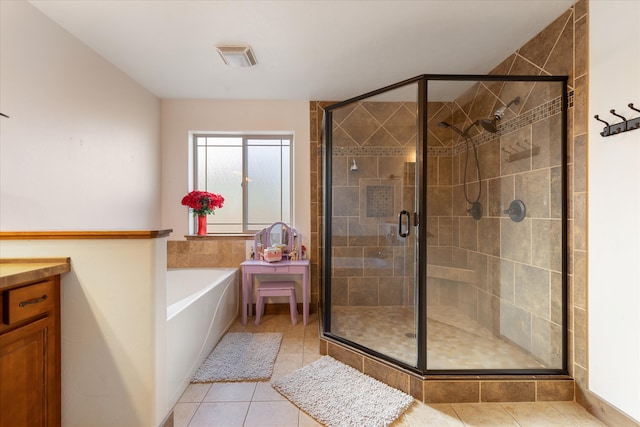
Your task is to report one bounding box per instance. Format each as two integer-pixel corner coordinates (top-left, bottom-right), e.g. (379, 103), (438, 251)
(253, 222), (300, 260)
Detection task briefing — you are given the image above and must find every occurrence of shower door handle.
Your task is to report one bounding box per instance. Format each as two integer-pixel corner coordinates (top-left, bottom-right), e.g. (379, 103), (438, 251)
(398, 210), (411, 238)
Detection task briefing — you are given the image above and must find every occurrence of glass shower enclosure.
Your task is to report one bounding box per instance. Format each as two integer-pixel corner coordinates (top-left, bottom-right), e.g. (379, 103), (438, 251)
(322, 74), (567, 374)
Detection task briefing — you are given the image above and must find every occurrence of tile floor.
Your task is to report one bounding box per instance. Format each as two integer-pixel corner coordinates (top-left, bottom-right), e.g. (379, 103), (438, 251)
(172, 313), (605, 427)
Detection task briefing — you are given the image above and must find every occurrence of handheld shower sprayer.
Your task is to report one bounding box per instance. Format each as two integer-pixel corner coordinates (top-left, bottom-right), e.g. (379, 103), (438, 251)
(438, 120), (479, 138)
(437, 120), (483, 220)
(480, 96), (521, 133)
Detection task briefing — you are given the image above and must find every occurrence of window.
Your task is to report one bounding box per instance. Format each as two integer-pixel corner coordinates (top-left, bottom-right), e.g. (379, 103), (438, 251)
(192, 134), (292, 234)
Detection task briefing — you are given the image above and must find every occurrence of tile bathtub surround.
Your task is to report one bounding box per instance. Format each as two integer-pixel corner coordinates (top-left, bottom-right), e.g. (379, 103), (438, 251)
(167, 237), (253, 268)
(172, 314), (604, 427)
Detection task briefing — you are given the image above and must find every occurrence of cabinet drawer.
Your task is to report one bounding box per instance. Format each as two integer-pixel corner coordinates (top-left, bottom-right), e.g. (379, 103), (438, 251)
(3, 280), (55, 325)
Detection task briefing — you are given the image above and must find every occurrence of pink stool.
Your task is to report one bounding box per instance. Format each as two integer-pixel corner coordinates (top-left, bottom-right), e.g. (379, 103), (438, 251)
(254, 281), (298, 326)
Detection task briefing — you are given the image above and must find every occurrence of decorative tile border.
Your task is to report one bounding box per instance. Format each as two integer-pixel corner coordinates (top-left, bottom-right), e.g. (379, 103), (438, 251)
(331, 145), (414, 157)
(426, 146), (451, 156)
(450, 92), (569, 156)
(328, 90), (572, 160)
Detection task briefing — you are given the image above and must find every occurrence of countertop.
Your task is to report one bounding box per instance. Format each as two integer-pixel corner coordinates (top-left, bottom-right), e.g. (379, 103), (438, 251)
(0, 258), (71, 290)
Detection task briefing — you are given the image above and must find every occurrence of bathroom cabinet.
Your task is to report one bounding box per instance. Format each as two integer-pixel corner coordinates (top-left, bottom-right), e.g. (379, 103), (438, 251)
(0, 258), (70, 427)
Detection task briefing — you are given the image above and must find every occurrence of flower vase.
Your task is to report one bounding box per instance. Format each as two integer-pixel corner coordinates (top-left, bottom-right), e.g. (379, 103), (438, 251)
(197, 215), (207, 236)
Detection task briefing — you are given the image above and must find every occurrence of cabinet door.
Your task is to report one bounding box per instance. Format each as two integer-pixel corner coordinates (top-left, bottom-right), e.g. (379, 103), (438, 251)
(0, 317), (49, 427)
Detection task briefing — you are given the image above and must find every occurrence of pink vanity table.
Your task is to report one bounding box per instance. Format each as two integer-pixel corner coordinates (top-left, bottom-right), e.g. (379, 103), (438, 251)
(242, 222), (309, 325)
(240, 258), (310, 325)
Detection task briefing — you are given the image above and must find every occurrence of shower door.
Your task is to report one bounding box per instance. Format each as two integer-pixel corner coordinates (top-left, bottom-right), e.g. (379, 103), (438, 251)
(323, 78), (422, 368)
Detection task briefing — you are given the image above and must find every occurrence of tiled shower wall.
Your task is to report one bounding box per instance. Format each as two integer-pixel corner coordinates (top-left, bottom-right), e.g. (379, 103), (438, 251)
(329, 101), (417, 307)
(310, 0), (588, 400)
(426, 87), (565, 368)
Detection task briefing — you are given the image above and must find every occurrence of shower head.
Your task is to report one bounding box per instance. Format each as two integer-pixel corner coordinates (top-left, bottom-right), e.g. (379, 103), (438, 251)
(480, 96), (521, 134)
(480, 118), (498, 133)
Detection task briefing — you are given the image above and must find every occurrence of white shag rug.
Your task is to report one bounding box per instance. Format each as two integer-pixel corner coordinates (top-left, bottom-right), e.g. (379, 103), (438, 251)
(191, 332), (282, 382)
(271, 356), (414, 427)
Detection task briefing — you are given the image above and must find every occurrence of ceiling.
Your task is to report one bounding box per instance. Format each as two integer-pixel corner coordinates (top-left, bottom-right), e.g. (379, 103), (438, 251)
(29, 0), (575, 102)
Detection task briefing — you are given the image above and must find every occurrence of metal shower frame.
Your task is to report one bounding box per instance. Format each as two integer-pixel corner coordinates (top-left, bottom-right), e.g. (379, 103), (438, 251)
(321, 73), (569, 376)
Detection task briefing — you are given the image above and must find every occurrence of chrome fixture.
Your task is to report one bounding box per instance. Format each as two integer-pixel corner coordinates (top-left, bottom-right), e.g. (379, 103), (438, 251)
(480, 96), (521, 133)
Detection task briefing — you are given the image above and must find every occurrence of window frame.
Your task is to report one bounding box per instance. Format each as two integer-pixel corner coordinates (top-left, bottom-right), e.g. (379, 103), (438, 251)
(191, 132), (294, 234)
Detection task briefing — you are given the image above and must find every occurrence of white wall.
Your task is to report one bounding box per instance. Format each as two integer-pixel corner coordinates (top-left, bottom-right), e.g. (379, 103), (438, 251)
(161, 99), (311, 242)
(0, 1), (161, 231)
(588, 0), (640, 422)
(0, 3), (170, 426)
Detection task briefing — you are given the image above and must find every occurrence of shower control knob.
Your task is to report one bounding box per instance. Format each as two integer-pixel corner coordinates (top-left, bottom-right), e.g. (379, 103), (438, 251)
(504, 199), (526, 222)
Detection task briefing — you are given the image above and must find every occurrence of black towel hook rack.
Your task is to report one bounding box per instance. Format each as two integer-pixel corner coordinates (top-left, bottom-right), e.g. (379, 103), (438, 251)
(610, 109), (627, 123)
(594, 102), (640, 137)
(594, 115), (609, 127)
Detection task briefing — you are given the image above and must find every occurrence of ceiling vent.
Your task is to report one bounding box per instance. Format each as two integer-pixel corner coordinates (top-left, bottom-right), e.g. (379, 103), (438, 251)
(215, 45), (257, 67)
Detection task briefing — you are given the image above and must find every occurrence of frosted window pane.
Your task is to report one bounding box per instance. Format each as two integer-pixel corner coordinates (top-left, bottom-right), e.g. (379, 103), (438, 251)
(247, 145), (282, 226)
(202, 146), (242, 226)
(192, 134), (292, 233)
(196, 146), (206, 189)
(205, 136), (241, 146)
(281, 146), (291, 223)
(247, 138), (290, 146)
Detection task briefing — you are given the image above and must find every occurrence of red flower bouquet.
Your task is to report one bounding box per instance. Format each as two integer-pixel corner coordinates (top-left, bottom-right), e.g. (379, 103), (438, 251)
(181, 191), (224, 216)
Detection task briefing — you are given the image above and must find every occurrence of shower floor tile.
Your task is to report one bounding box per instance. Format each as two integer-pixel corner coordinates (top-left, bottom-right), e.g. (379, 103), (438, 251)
(331, 305), (545, 369)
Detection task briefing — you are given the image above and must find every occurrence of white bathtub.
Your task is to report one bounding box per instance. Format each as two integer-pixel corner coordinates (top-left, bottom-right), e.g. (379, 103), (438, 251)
(166, 268), (239, 407)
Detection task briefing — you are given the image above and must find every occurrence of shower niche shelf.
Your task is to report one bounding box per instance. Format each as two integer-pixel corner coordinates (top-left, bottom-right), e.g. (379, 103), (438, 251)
(503, 141), (540, 163)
